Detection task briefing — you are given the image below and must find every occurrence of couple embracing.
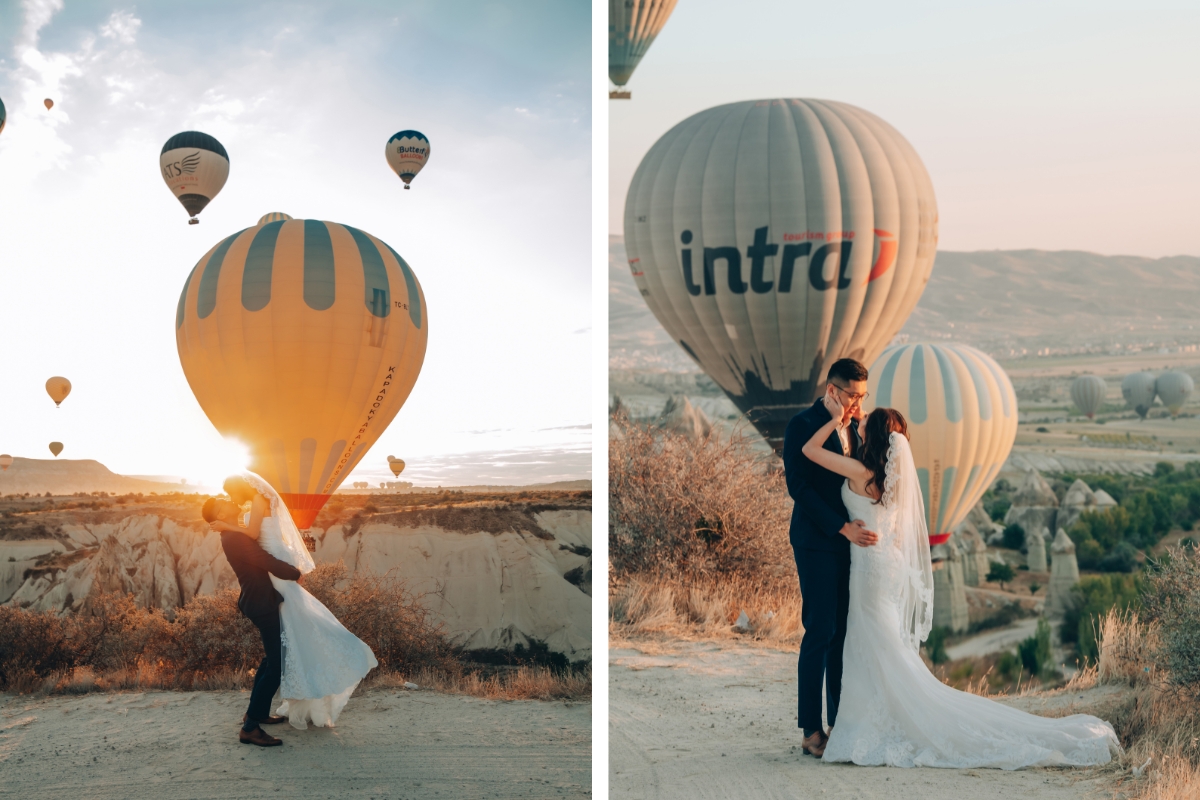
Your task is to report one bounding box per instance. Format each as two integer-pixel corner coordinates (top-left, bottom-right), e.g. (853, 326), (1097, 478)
(784, 358), (1119, 768)
(202, 473), (378, 747)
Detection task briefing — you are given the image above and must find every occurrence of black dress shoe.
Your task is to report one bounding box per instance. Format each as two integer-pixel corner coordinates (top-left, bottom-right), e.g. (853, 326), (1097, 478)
(239, 727), (282, 747)
(244, 713), (289, 725)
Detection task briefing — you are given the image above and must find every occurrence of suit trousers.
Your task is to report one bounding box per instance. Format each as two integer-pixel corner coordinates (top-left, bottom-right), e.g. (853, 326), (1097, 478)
(245, 609), (283, 731)
(793, 545), (851, 734)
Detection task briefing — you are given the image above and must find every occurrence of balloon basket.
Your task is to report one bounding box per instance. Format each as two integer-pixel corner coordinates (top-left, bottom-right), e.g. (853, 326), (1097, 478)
(609, 90), (631, 99)
(188, 218), (199, 225)
(403, 185), (410, 190)
(302, 534), (316, 553)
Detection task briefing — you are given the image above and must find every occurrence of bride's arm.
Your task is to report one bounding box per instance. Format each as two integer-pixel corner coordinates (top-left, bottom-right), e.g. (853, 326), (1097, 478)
(802, 395), (873, 484)
(241, 493), (270, 540)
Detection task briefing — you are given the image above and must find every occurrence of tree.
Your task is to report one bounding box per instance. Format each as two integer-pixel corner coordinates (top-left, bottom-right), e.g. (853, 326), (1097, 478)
(987, 561), (1015, 590)
(1002, 523), (1026, 551)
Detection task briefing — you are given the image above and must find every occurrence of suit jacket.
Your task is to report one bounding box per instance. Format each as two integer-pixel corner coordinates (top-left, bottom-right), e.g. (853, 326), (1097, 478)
(782, 400), (863, 555)
(220, 530), (301, 620)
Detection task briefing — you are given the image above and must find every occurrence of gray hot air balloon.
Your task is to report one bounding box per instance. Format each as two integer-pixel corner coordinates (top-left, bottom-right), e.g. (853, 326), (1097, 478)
(624, 98), (938, 452)
(609, 0), (677, 97)
(1070, 375), (1106, 420)
(1121, 371), (1157, 419)
(1156, 371), (1194, 417)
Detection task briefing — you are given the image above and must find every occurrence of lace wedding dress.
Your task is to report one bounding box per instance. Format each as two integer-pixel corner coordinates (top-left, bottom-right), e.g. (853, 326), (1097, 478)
(821, 434), (1119, 769)
(242, 472), (379, 730)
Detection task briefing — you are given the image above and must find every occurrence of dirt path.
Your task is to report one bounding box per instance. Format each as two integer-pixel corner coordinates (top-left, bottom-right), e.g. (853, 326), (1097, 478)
(0, 687), (590, 799)
(610, 641), (1115, 799)
(946, 618), (1041, 660)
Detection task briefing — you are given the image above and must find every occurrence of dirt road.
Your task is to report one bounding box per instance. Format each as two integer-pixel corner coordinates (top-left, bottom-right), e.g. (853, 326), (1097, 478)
(0, 687), (590, 799)
(610, 641), (1116, 799)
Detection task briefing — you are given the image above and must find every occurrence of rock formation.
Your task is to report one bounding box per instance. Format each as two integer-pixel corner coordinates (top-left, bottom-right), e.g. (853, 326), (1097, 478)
(1026, 527), (1048, 572)
(1003, 469), (1059, 548)
(953, 518), (992, 588)
(933, 540), (969, 633)
(1094, 489), (1118, 509)
(655, 395), (713, 441)
(1046, 528), (1081, 620)
(1058, 479), (1099, 530)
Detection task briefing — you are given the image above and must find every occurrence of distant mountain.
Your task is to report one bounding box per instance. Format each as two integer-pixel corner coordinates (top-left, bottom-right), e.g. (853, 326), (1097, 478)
(610, 236), (1200, 369)
(0, 458), (186, 496)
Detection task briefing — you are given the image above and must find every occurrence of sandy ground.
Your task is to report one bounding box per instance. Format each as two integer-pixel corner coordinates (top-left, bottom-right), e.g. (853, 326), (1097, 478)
(0, 687), (590, 799)
(610, 641), (1120, 799)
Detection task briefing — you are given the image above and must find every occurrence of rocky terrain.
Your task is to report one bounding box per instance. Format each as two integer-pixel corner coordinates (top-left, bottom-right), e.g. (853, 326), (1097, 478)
(0, 458), (190, 496)
(0, 490), (592, 661)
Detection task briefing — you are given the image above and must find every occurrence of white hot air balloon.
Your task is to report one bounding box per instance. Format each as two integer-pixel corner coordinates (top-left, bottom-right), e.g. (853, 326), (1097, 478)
(1070, 375), (1106, 420)
(385, 130), (430, 189)
(625, 98), (938, 452)
(1156, 371), (1194, 417)
(160, 131), (230, 224)
(1121, 372), (1157, 419)
(609, 0), (678, 98)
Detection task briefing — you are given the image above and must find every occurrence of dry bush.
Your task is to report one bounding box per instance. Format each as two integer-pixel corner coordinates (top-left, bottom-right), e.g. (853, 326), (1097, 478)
(1140, 546), (1200, 690)
(610, 573), (802, 644)
(0, 604), (74, 690)
(386, 665), (591, 701)
(170, 588), (262, 674)
(609, 414), (792, 580)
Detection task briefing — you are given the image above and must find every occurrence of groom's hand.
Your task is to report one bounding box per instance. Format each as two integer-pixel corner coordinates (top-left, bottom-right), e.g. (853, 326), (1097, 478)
(840, 519), (878, 547)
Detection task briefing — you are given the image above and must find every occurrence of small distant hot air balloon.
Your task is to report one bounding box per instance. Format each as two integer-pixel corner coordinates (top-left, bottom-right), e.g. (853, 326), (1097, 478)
(258, 212), (293, 225)
(867, 343), (1018, 549)
(387, 457), (405, 478)
(1156, 371), (1194, 417)
(46, 376), (71, 407)
(1121, 372), (1157, 419)
(385, 131), (429, 189)
(609, 0), (678, 98)
(43, 98), (53, 110)
(176, 216), (428, 529)
(160, 131), (229, 224)
(49, 442), (63, 457)
(626, 99), (939, 453)
(1070, 375), (1106, 420)
(0, 454), (12, 471)
(0, 95), (6, 136)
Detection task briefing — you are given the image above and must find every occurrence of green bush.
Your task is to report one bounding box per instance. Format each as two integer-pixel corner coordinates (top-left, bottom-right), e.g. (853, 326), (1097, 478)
(924, 626), (949, 664)
(1002, 524), (1026, 551)
(1061, 573), (1144, 664)
(996, 651), (1021, 680)
(1098, 541), (1138, 573)
(987, 561), (1015, 589)
(1017, 618), (1054, 678)
(1141, 547), (1200, 690)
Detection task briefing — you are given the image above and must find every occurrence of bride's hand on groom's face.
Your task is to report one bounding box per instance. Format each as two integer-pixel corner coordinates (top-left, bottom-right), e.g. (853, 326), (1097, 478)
(841, 519), (879, 547)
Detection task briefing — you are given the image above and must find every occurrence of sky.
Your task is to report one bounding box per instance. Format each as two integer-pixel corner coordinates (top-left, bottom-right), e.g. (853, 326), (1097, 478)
(0, 0), (591, 487)
(610, 0), (1200, 258)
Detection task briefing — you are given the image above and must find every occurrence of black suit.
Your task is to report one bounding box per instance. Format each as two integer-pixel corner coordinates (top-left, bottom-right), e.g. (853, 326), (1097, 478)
(781, 400), (862, 735)
(220, 530), (301, 729)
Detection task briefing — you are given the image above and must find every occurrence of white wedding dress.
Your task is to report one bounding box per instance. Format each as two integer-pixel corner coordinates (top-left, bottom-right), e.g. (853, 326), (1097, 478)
(241, 472), (379, 730)
(821, 434), (1119, 769)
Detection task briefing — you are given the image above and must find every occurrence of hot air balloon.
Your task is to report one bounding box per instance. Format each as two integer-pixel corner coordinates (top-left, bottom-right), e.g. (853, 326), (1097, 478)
(176, 216), (428, 529)
(1070, 375), (1106, 420)
(0, 95), (6, 136)
(609, 0), (677, 98)
(49, 442), (63, 457)
(625, 98), (938, 453)
(258, 212), (293, 225)
(43, 98), (53, 110)
(388, 457), (405, 478)
(1156, 371), (1194, 417)
(45, 376), (71, 407)
(385, 131), (429, 189)
(160, 131), (229, 224)
(866, 343), (1018, 548)
(0, 454), (12, 471)
(1121, 371), (1156, 419)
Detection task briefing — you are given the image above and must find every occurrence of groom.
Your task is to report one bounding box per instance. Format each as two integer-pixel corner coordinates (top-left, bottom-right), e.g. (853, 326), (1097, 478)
(202, 496), (303, 747)
(782, 358), (879, 758)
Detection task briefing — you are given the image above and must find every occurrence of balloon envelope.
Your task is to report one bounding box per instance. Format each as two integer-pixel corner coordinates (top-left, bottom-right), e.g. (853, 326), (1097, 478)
(1070, 375), (1106, 419)
(609, 0), (678, 88)
(43, 98), (53, 110)
(49, 442), (63, 457)
(1156, 371), (1194, 416)
(258, 212), (293, 225)
(0, 454), (12, 470)
(45, 376), (71, 406)
(0, 95), (6, 135)
(160, 131), (229, 222)
(625, 98), (938, 452)
(385, 131), (429, 188)
(388, 458), (405, 478)
(176, 217), (428, 529)
(867, 343), (1018, 547)
(1121, 372), (1156, 419)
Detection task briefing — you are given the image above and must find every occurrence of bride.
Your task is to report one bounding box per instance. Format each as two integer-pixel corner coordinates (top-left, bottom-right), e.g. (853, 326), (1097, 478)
(212, 472), (378, 729)
(801, 393), (1119, 769)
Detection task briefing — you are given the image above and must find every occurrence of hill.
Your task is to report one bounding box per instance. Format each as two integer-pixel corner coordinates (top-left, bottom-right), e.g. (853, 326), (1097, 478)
(0, 458), (192, 496)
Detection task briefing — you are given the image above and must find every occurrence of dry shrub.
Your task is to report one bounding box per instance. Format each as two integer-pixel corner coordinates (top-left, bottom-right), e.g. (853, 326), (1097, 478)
(170, 588), (262, 674)
(610, 573), (802, 644)
(609, 414), (791, 580)
(387, 665), (591, 701)
(1141, 547), (1200, 690)
(0, 604), (74, 689)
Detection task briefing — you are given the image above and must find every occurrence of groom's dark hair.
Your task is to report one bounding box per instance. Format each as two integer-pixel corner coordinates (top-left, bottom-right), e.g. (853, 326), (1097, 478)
(827, 358), (869, 385)
(201, 497), (220, 523)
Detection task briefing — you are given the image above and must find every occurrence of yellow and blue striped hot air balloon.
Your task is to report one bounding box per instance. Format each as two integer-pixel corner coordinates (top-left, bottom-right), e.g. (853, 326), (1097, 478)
(258, 212), (293, 225)
(0, 95), (6, 136)
(175, 216), (429, 529)
(866, 343), (1018, 547)
(160, 131), (230, 224)
(385, 130), (430, 189)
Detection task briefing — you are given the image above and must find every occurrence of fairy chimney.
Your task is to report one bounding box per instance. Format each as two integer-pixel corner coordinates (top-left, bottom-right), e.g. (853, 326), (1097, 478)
(1026, 527), (1048, 572)
(1003, 469), (1059, 549)
(932, 539), (969, 633)
(655, 395), (713, 441)
(1059, 478), (1099, 530)
(1045, 528), (1081, 619)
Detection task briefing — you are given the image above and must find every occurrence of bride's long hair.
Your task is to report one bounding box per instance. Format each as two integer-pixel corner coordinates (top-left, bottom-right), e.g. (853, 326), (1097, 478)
(861, 408), (909, 504)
